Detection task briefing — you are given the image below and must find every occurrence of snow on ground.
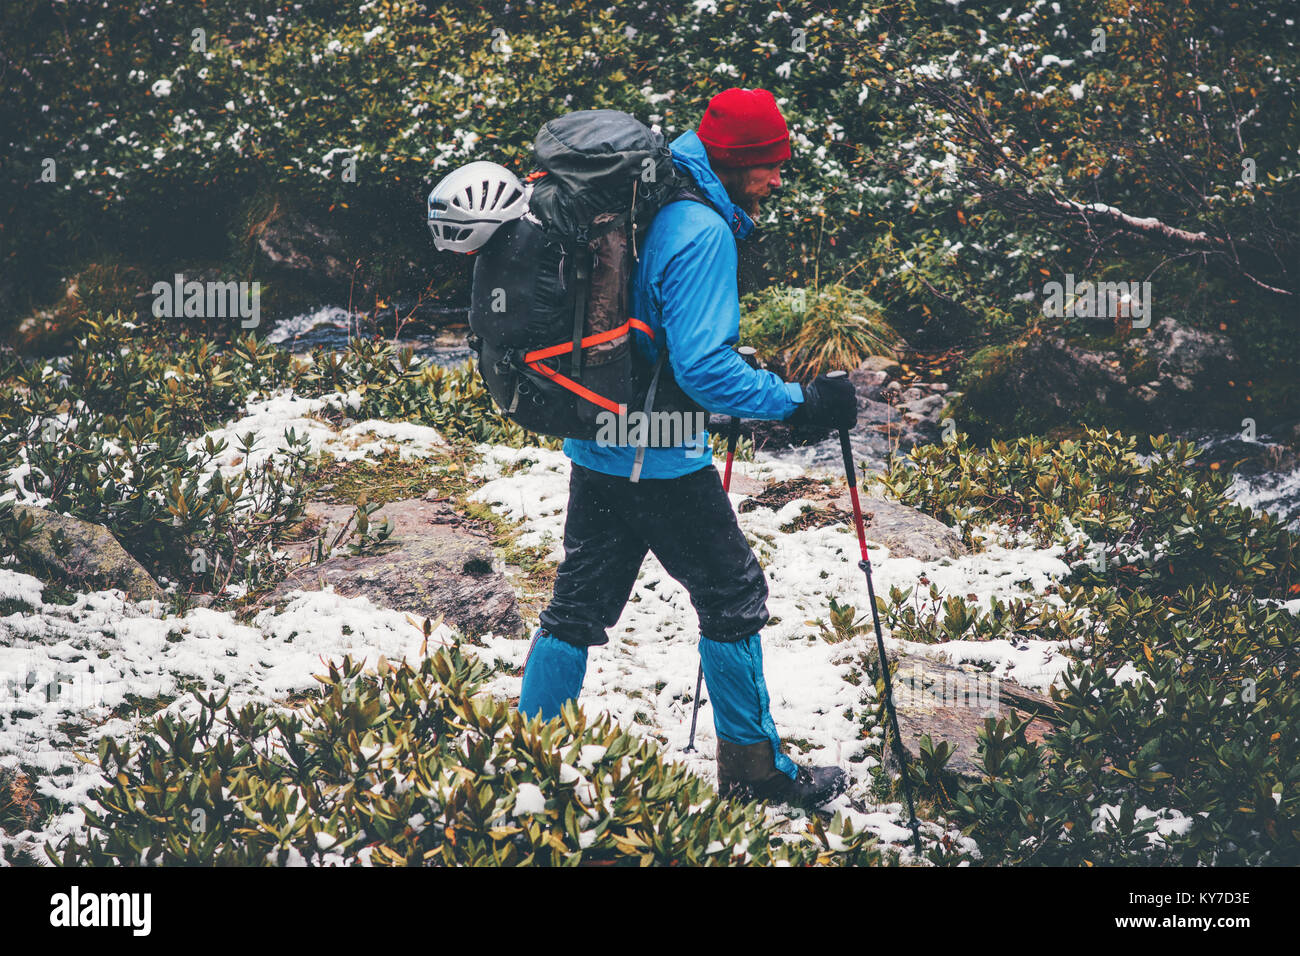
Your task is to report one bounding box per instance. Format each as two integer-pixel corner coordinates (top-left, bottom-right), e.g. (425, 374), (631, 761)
(192, 390), (447, 477)
(3, 414), (1085, 864)
(0, 573), (474, 864)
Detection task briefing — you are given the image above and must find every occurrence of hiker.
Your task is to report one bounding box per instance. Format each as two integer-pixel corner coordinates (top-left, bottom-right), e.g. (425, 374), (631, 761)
(514, 88), (858, 809)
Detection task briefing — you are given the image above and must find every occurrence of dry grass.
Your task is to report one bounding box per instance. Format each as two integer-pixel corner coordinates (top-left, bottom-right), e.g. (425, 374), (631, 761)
(740, 282), (904, 379)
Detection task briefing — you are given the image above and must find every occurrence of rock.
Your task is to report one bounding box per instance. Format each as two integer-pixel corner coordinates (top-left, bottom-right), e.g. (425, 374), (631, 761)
(255, 207), (353, 288)
(263, 498), (524, 638)
(860, 397), (901, 425)
(8, 505), (165, 602)
(737, 477), (969, 561)
(858, 355), (903, 378)
(899, 387), (925, 403)
(1015, 336), (1130, 413)
(832, 491), (969, 560)
(1130, 316), (1239, 383)
(724, 473), (767, 497)
(956, 317), (1244, 435)
(900, 393), (946, 420)
(848, 367), (891, 402)
(888, 653), (1059, 778)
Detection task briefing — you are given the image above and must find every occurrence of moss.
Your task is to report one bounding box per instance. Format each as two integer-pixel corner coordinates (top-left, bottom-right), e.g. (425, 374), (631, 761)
(949, 340), (1043, 440)
(310, 450), (465, 506)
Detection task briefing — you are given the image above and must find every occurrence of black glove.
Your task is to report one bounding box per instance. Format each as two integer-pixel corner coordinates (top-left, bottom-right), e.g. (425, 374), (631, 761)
(788, 373), (858, 431)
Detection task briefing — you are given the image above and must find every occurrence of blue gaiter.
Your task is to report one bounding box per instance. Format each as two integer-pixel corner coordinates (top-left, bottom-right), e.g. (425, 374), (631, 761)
(518, 630), (588, 722)
(698, 634), (797, 780)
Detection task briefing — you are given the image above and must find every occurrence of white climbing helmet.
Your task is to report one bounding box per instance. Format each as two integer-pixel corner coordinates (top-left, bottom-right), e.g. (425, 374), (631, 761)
(426, 161), (530, 253)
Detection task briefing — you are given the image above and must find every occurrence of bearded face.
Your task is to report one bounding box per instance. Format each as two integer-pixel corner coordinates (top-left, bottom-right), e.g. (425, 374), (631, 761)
(715, 162), (784, 218)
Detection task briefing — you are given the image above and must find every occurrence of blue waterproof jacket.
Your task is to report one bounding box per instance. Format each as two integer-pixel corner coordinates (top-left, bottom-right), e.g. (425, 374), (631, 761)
(563, 130), (805, 479)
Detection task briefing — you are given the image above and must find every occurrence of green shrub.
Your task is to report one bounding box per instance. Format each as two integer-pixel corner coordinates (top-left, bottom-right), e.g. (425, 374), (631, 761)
(882, 429), (1295, 599)
(950, 580), (1300, 865)
(0, 313), (541, 589)
(50, 647), (885, 866)
(873, 429), (1300, 864)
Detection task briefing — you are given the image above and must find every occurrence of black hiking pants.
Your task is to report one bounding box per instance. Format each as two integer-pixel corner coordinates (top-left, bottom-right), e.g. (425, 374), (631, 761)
(538, 461), (769, 648)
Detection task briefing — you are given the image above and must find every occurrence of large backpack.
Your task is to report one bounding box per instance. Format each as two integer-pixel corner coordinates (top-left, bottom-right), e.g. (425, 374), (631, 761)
(466, 109), (713, 477)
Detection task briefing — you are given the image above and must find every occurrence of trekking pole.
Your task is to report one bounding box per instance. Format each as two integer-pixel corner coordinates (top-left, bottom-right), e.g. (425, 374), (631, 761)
(720, 346), (757, 492)
(685, 346), (757, 754)
(828, 370), (924, 856)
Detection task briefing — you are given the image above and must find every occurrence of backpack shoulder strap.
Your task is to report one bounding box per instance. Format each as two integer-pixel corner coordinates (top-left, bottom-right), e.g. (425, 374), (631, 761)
(667, 183), (713, 211)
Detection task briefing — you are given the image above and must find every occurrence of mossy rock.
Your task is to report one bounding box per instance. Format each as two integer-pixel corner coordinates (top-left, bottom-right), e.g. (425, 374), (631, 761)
(8, 505), (166, 603)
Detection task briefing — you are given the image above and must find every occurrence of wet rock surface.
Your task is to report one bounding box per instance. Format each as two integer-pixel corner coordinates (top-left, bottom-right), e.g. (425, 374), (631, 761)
(736, 476), (969, 561)
(723, 355), (960, 476)
(889, 653), (1060, 778)
(262, 497), (525, 638)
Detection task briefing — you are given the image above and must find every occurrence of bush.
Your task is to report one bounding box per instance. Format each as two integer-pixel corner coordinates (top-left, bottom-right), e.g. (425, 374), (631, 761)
(50, 647), (885, 866)
(741, 282), (903, 379)
(875, 429), (1300, 864)
(882, 429), (1295, 599)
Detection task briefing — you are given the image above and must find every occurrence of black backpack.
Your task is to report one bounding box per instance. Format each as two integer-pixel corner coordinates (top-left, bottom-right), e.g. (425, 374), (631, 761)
(466, 109), (714, 478)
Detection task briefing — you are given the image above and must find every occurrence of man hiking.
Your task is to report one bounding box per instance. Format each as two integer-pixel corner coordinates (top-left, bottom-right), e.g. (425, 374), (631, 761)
(517, 87), (858, 809)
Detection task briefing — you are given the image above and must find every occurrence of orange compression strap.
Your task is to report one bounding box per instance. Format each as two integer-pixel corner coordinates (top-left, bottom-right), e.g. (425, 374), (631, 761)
(523, 317), (654, 364)
(521, 317), (654, 415)
(528, 363), (627, 415)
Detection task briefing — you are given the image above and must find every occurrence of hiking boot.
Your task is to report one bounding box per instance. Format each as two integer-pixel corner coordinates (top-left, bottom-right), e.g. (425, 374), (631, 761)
(716, 739), (848, 809)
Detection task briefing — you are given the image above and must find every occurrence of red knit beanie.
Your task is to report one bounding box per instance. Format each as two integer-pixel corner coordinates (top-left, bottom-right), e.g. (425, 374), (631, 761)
(697, 87), (791, 168)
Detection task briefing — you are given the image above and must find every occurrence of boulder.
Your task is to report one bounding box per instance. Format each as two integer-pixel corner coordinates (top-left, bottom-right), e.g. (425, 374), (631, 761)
(263, 498), (525, 639)
(848, 366), (891, 402)
(858, 354), (903, 377)
(7, 504), (165, 602)
(835, 491), (969, 561)
(900, 393), (946, 421)
(956, 317), (1245, 434)
(255, 208), (353, 288)
(1005, 335), (1131, 416)
(1129, 316), (1239, 383)
(737, 477), (969, 561)
(888, 653), (1059, 778)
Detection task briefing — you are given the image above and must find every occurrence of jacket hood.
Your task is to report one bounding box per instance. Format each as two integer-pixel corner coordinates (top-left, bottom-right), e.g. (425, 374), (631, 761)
(669, 130), (755, 241)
